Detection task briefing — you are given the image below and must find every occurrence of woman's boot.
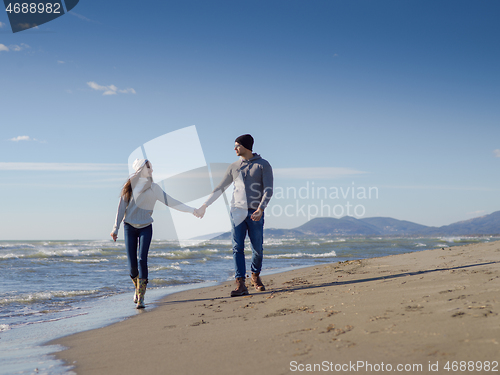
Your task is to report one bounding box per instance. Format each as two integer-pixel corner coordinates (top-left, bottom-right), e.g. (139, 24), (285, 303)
(136, 279), (148, 309)
(131, 276), (139, 303)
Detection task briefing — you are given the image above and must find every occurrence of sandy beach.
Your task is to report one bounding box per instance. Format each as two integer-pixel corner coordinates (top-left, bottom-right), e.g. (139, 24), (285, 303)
(52, 240), (500, 374)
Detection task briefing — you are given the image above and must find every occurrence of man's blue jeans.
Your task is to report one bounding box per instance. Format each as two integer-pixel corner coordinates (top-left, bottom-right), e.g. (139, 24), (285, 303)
(231, 209), (264, 279)
(124, 223), (153, 280)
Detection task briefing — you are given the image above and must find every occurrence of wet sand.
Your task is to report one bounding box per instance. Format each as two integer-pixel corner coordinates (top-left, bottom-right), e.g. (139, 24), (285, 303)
(52, 241), (500, 374)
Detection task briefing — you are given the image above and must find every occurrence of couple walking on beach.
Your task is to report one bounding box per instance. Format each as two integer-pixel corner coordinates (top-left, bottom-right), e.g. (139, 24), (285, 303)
(111, 134), (274, 308)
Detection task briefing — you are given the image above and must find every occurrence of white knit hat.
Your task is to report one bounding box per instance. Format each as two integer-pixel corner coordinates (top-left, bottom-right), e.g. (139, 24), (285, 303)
(132, 158), (147, 172)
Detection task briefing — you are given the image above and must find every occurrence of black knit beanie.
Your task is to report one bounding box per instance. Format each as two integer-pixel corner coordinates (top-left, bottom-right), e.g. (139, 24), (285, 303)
(235, 134), (254, 151)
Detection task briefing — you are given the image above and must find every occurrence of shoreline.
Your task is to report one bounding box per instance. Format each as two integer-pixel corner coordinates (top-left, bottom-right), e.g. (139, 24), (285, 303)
(51, 241), (500, 374)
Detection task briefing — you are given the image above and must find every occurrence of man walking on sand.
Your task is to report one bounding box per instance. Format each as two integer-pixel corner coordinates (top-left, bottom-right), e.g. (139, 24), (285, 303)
(196, 134), (273, 297)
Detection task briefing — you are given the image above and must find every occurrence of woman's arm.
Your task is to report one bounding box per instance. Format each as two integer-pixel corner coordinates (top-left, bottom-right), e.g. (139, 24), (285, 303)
(153, 184), (195, 214)
(111, 197), (127, 240)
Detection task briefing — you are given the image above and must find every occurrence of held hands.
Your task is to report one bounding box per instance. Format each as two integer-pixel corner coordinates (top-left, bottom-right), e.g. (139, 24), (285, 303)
(193, 205), (262, 220)
(251, 208), (263, 221)
(193, 204), (207, 219)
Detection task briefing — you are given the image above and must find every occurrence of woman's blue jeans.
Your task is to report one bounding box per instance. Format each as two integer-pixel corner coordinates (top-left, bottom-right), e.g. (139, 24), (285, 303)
(124, 223), (153, 280)
(231, 209), (264, 279)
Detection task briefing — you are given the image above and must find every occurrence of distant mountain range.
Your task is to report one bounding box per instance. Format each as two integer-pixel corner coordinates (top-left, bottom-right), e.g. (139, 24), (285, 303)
(214, 211), (500, 238)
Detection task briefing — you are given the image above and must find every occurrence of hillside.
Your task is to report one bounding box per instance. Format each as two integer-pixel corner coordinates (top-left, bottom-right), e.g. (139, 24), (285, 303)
(211, 211), (500, 239)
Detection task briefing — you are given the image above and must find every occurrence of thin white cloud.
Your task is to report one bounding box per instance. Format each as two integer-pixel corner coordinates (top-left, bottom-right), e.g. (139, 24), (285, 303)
(9, 135), (31, 142)
(494, 149), (500, 157)
(8, 135), (46, 143)
(274, 167), (367, 179)
(0, 162), (126, 171)
(10, 43), (30, 52)
(69, 11), (95, 23)
(87, 81), (136, 96)
(57, 60), (65, 64)
(0, 22), (5, 28)
(0, 43), (30, 53)
(118, 88), (136, 94)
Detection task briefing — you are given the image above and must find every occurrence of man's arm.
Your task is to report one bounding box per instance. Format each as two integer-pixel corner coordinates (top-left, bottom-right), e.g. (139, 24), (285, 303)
(251, 161), (273, 221)
(259, 161), (274, 210)
(196, 165), (235, 218)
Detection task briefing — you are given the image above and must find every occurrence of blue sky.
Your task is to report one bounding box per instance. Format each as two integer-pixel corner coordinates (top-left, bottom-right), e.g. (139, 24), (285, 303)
(1, 0), (499, 240)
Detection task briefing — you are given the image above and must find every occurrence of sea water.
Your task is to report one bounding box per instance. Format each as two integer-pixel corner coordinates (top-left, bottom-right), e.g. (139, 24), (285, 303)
(0, 236), (496, 374)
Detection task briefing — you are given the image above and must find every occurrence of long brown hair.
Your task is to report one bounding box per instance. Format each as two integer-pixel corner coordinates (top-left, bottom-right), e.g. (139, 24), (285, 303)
(121, 179), (133, 202)
(120, 160), (151, 202)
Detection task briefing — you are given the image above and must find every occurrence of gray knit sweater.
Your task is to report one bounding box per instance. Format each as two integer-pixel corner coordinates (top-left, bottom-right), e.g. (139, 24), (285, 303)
(204, 153), (273, 210)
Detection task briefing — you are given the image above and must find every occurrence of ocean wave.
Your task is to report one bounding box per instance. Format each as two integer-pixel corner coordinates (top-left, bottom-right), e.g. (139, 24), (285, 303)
(0, 289), (100, 305)
(149, 251), (186, 258)
(150, 263), (182, 272)
(0, 253), (20, 259)
(0, 248), (113, 260)
(0, 324), (10, 332)
(9, 312), (90, 329)
(438, 237), (466, 243)
(415, 243), (427, 247)
(0, 243), (37, 250)
(148, 248), (219, 259)
(264, 239), (286, 246)
(324, 238), (346, 243)
(267, 250), (337, 259)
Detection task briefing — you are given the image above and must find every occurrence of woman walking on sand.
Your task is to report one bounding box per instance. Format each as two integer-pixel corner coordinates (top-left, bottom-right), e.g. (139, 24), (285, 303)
(111, 159), (200, 308)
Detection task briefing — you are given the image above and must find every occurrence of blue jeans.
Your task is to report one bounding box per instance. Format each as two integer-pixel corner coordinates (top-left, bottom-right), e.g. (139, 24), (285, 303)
(231, 209), (264, 279)
(124, 223), (153, 280)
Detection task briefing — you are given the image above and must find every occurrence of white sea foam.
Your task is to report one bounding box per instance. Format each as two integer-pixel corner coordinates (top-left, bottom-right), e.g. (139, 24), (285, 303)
(264, 239), (285, 246)
(0, 324), (10, 332)
(68, 259), (109, 263)
(149, 248), (206, 259)
(0, 253), (20, 259)
(150, 263), (182, 271)
(439, 237), (463, 243)
(0, 290), (100, 305)
(267, 250), (337, 259)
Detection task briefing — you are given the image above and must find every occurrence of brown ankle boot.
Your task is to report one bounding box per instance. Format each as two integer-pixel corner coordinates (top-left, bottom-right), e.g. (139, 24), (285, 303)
(230, 277), (249, 297)
(251, 272), (266, 291)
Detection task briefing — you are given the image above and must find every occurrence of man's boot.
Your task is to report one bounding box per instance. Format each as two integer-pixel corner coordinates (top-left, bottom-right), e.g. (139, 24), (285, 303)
(230, 277), (249, 297)
(251, 272), (266, 291)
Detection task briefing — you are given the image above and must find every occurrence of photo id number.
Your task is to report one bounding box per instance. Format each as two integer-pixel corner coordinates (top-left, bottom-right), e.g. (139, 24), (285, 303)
(5, 2), (61, 14)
